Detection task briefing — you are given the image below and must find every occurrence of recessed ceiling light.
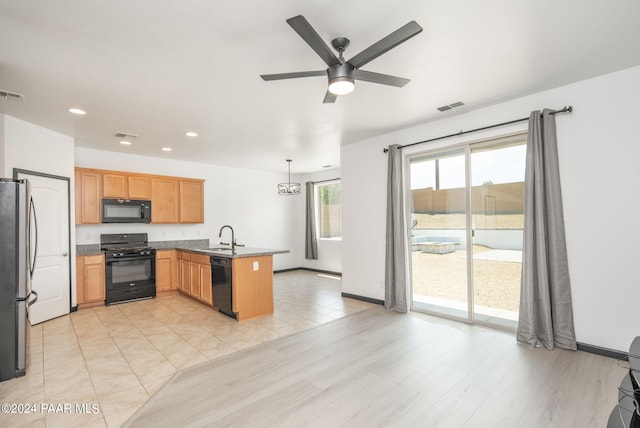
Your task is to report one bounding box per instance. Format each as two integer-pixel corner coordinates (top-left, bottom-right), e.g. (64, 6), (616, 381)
(161, 147), (172, 152)
(119, 141), (132, 145)
(69, 108), (86, 115)
(185, 132), (198, 137)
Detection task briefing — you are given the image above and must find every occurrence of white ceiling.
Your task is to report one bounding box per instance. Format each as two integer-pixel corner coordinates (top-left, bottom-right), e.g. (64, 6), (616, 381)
(1, 0), (639, 174)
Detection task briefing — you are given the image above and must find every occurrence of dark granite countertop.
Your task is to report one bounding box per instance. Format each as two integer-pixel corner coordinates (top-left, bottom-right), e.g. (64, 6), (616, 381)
(149, 239), (209, 251)
(76, 239), (288, 259)
(76, 245), (102, 256)
(176, 246), (289, 259)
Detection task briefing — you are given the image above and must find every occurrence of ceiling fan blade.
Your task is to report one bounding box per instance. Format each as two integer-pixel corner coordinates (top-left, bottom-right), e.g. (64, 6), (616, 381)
(354, 70), (410, 87)
(260, 70), (326, 81)
(286, 15), (340, 67)
(348, 21), (423, 69)
(323, 91), (337, 104)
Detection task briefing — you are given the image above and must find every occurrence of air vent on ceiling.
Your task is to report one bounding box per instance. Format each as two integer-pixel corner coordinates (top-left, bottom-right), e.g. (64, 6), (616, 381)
(114, 132), (138, 140)
(437, 101), (465, 112)
(0, 90), (25, 102)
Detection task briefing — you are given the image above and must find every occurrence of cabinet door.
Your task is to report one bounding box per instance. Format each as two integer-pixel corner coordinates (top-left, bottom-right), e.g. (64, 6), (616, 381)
(199, 263), (212, 305)
(128, 175), (150, 199)
(232, 256), (273, 320)
(156, 250), (176, 292)
(76, 170), (102, 224)
(190, 262), (201, 298)
(76, 254), (105, 304)
(179, 180), (204, 224)
(151, 177), (179, 223)
(179, 258), (191, 293)
(103, 173), (128, 198)
(84, 262), (106, 302)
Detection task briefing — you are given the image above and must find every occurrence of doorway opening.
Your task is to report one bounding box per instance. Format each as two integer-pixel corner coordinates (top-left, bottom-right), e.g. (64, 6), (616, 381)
(409, 134), (526, 331)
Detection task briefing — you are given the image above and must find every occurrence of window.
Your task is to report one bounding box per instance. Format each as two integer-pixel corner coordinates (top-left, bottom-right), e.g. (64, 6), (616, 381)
(316, 181), (341, 239)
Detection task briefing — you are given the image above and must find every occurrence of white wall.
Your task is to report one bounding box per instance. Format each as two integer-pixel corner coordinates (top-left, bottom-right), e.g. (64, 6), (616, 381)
(0, 115), (5, 176)
(342, 65), (640, 351)
(75, 147), (300, 270)
(297, 168), (342, 273)
(1, 114), (77, 301)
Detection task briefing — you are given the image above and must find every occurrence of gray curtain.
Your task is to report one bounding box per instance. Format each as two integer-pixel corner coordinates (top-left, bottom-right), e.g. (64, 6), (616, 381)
(517, 109), (576, 350)
(385, 144), (409, 313)
(305, 181), (318, 260)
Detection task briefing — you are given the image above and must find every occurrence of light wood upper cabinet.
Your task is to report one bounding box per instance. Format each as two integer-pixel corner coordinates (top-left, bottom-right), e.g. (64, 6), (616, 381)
(151, 177), (180, 223)
(179, 180), (204, 224)
(103, 172), (151, 199)
(128, 175), (151, 199)
(75, 168), (102, 224)
(76, 254), (105, 305)
(75, 167), (203, 224)
(102, 173), (128, 198)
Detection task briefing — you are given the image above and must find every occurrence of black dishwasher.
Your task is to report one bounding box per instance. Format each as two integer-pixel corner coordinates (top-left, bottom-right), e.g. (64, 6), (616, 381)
(211, 257), (236, 319)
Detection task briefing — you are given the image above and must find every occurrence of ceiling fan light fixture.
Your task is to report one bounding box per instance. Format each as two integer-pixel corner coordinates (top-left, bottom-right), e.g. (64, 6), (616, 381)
(327, 62), (356, 96)
(328, 77), (355, 95)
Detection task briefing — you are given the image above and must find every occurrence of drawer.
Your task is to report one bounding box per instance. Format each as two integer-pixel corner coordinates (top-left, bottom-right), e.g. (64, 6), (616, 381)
(191, 253), (210, 265)
(156, 249), (173, 259)
(83, 254), (104, 265)
(179, 252), (191, 261)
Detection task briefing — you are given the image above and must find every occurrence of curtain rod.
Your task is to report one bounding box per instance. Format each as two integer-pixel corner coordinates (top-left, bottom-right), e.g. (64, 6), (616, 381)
(310, 177), (340, 184)
(383, 106), (573, 153)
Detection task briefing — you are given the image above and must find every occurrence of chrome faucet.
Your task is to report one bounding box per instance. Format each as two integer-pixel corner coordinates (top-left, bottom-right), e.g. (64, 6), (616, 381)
(218, 225), (243, 251)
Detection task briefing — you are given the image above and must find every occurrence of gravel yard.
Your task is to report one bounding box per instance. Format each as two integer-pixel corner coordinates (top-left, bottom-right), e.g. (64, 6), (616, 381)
(411, 214), (523, 313)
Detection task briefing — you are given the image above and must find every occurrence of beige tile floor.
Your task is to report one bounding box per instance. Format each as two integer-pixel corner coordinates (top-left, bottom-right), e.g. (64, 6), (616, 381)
(0, 270), (376, 427)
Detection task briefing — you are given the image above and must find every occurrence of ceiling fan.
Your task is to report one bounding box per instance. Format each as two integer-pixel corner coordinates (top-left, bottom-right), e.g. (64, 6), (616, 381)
(260, 15), (423, 103)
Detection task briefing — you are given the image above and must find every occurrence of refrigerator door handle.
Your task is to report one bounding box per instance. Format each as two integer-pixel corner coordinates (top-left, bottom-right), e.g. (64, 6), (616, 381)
(29, 197), (38, 279)
(26, 290), (38, 308)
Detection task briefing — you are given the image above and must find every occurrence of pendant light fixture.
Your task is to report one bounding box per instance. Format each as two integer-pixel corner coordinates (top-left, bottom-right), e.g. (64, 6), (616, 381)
(278, 159), (301, 195)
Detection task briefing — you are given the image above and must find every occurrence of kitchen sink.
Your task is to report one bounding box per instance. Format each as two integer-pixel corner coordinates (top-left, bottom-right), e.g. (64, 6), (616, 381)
(201, 247), (233, 252)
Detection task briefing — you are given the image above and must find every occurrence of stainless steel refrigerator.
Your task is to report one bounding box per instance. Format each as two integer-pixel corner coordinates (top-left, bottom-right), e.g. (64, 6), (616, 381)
(0, 178), (38, 382)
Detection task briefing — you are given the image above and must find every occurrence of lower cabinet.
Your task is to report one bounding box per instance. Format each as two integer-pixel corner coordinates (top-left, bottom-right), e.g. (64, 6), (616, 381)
(233, 255), (273, 321)
(156, 250), (177, 293)
(177, 251), (191, 293)
(76, 254), (105, 305)
(177, 251), (212, 306)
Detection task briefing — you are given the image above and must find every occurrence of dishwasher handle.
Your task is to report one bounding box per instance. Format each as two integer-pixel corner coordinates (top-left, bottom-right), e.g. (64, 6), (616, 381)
(210, 257), (230, 266)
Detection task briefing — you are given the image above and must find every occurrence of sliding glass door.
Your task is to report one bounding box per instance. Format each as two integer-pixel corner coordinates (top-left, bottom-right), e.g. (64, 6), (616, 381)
(410, 148), (471, 321)
(410, 135), (526, 330)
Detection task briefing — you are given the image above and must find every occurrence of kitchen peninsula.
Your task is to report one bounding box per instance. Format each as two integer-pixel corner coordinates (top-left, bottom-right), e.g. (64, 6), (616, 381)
(77, 238), (288, 321)
(173, 246), (288, 321)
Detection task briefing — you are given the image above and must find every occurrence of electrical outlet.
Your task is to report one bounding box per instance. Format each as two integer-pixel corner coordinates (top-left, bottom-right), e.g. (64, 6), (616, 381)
(253, 261), (259, 271)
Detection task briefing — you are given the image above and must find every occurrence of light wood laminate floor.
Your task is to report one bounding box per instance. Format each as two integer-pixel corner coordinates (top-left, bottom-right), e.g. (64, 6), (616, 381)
(127, 307), (625, 428)
(0, 271), (374, 427)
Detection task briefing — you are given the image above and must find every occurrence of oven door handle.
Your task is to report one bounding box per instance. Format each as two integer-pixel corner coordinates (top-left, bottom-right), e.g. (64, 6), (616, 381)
(106, 255), (156, 263)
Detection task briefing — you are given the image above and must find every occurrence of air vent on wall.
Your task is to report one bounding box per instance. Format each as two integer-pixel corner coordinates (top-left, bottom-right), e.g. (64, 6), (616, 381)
(437, 101), (465, 112)
(114, 132), (138, 140)
(0, 90), (25, 102)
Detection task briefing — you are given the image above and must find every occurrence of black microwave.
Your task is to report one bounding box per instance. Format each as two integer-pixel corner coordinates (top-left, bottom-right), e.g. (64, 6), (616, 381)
(101, 199), (151, 223)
